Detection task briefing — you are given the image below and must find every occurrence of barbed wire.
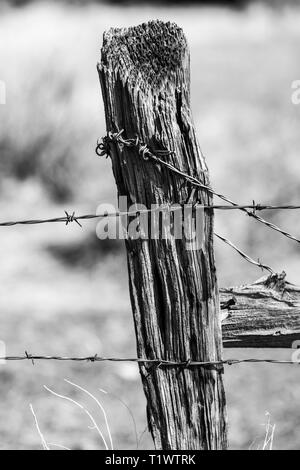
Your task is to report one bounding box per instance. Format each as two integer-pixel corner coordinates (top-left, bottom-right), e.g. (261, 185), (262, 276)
(214, 233), (274, 274)
(1, 203), (300, 228)
(0, 206), (297, 228)
(0, 207), (276, 274)
(0, 211), (98, 227)
(0, 353), (298, 367)
(0, 204), (275, 274)
(0, 131), (294, 275)
(0, 136), (293, 274)
(96, 130), (300, 244)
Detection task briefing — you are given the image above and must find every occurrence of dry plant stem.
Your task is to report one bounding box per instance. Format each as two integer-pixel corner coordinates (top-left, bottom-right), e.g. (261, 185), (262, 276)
(43, 385), (109, 450)
(30, 404), (49, 450)
(48, 443), (71, 450)
(65, 379), (113, 450)
(99, 388), (138, 449)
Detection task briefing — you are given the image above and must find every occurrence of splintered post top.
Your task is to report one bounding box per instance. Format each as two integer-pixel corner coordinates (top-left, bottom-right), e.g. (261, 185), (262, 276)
(99, 20), (190, 92)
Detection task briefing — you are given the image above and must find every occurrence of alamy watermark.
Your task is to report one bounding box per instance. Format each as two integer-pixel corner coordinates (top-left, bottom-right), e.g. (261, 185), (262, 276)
(0, 80), (6, 105)
(291, 80), (300, 105)
(95, 196), (205, 251)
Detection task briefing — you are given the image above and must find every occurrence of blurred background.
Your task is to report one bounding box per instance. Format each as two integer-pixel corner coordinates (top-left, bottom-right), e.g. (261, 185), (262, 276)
(0, 0), (300, 450)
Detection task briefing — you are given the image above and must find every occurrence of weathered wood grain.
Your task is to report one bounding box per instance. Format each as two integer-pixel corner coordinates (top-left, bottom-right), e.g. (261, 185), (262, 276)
(221, 272), (300, 348)
(98, 21), (227, 449)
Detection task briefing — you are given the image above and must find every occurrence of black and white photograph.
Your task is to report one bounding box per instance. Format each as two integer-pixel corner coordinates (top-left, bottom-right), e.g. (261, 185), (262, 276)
(0, 0), (300, 454)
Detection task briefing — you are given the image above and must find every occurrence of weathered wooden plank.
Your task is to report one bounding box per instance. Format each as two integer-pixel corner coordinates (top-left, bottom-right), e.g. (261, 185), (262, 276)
(221, 272), (300, 348)
(98, 20), (228, 449)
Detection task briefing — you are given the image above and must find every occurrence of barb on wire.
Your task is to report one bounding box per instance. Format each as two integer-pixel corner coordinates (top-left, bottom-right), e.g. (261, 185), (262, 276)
(64, 211), (82, 228)
(25, 350), (35, 365)
(0, 208), (275, 273)
(214, 233), (274, 274)
(0, 353), (298, 367)
(1, 203), (300, 228)
(97, 130), (300, 244)
(0, 211), (94, 227)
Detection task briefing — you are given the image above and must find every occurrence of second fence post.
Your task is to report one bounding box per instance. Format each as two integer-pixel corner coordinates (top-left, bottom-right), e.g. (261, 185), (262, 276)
(98, 20), (228, 450)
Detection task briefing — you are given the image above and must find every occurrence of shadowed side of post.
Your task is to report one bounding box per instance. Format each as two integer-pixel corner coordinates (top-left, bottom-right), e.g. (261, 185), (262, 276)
(98, 20), (228, 450)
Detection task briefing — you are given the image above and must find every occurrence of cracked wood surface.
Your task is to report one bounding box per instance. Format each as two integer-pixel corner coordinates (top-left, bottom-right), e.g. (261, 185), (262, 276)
(98, 20), (227, 450)
(221, 272), (300, 348)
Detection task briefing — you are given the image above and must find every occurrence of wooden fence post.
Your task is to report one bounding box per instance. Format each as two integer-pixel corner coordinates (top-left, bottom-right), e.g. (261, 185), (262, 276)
(98, 20), (228, 450)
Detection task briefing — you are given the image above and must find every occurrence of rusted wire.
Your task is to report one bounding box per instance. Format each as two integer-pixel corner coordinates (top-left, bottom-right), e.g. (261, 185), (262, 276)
(97, 130), (300, 244)
(0, 353), (298, 367)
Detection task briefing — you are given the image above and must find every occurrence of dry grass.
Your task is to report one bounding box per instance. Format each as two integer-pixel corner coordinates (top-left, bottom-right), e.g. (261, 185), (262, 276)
(249, 412), (276, 450)
(31, 380), (115, 450)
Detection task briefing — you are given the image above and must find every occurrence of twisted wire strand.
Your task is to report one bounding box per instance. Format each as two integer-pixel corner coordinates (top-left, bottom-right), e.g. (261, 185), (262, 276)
(1, 204), (300, 228)
(96, 131), (300, 244)
(214, 233), (274, 274)
(0, 354), (298, 367)
(0, 207), (275, 273)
